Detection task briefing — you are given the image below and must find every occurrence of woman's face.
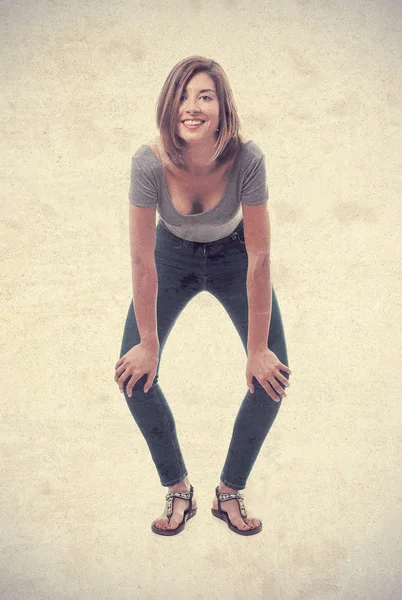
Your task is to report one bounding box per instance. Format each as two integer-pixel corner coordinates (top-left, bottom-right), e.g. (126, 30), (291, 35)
(177, 72), (220, 143)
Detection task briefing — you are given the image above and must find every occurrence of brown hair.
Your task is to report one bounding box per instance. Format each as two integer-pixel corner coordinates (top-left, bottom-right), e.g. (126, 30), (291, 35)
(155, 55), (246, 171)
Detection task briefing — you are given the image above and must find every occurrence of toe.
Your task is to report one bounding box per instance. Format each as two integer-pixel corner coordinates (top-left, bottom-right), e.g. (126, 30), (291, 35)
(246, 517), (259, 529)
(166, 518), (179, 529)
(235, 518), (251, 530)
(155, 517), (168, 529)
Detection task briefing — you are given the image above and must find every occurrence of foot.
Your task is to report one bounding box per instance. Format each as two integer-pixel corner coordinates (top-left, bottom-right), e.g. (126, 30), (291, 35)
(152, 478), (197, 531)
(212, 482), (261, 531)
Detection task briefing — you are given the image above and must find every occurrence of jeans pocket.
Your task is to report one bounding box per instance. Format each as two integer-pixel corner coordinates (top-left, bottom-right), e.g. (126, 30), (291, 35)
(167, 238), (184, 249)
(235, 230), (246, 245)
(157, 223), (185, 249)
(157, 238), (184, 250)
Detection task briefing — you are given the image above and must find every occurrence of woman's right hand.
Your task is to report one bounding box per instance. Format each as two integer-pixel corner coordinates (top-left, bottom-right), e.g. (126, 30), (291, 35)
(114, 342), (160, 396)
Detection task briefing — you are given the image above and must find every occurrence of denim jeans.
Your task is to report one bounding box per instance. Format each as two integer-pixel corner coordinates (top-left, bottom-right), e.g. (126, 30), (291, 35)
(119, 218), (290, 490)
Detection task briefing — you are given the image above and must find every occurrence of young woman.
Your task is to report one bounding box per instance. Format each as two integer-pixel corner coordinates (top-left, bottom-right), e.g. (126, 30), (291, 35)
(114, 56), (291, 536)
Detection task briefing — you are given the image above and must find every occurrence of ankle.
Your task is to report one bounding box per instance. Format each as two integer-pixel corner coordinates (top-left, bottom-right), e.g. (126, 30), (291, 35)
(168, 476), (191, 492)
(219, 480), (243, 493)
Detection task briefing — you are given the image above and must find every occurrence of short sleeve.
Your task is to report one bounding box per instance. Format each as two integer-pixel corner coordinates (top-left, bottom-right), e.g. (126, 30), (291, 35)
(241, 154), (269, 205)
(128, 153), (158, 207)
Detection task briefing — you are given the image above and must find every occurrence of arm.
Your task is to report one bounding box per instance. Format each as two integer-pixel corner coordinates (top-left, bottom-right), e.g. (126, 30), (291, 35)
(240, 150), (272, 353)
(129, 202), (159, 348)
(242, 202), (272, 353)
(128, 151), (160, 348)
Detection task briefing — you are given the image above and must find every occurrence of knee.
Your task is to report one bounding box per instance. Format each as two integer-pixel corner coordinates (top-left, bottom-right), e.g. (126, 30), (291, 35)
(130, 374), (149, 392)
(123, 373), (159, 394)
(251, 377), (284, 405)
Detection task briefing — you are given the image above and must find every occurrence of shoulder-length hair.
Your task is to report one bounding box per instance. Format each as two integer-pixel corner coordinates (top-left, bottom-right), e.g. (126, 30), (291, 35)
(155, 55), (246, 171)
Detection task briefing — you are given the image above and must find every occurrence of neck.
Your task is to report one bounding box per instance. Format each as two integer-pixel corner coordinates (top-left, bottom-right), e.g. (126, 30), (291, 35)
(183, 137), (219, 175)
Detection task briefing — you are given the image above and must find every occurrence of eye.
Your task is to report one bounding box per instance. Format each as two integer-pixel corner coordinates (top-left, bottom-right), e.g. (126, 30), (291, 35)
(180, 95), (212, 101)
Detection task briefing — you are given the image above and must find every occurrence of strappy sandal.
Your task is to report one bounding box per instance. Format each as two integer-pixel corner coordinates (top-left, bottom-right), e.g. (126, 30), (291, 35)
(211, 485), (263, 536)
(151, 484), (197, 536)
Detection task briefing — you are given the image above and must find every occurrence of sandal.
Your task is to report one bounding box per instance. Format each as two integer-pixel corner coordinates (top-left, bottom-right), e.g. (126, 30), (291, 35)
(151, 484), (197, 536)
(211, 486), (263, 535)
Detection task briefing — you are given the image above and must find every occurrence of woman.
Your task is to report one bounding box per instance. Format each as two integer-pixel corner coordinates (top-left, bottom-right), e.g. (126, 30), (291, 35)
(114, 56), (291, 537)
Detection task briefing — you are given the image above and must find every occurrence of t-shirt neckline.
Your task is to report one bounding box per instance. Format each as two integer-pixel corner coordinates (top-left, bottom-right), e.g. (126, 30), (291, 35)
(144, 140), (251, 218)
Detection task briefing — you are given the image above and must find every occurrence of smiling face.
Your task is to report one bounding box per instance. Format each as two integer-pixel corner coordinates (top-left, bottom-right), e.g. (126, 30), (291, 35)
(177, 72), (220, 143)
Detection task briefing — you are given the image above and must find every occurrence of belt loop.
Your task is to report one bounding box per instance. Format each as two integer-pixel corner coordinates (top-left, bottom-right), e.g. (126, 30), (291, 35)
(230, 231), (237, 240)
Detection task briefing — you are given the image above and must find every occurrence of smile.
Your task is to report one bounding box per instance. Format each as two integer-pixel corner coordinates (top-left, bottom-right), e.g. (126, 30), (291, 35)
(181, 120), (206, 129)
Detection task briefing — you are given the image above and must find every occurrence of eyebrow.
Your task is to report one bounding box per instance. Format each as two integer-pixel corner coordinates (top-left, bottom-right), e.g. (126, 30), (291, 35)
(183, 88), (216, 94)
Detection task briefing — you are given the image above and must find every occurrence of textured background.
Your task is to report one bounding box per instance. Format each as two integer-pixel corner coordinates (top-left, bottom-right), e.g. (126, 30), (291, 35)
(1, 0), (401, 599)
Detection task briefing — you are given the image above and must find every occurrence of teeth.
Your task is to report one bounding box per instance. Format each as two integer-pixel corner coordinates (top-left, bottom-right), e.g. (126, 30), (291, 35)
(183, 120), (204, 124)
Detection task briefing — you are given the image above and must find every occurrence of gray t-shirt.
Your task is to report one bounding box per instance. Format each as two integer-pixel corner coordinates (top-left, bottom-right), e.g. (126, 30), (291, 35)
(128, 139), (268, 243)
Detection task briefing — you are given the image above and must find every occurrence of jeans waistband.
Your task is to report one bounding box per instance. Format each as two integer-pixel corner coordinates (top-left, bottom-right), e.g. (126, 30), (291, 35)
(158, 218), (244, 246)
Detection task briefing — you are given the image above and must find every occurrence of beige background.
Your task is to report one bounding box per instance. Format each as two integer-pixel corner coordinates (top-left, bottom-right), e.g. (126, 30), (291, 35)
(1, 0), (401, 599)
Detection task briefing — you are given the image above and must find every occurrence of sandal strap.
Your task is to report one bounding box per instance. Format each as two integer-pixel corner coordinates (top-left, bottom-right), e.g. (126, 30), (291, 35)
(165, 485), (193, 519)
(216, 487), (248, 518)
(218, 492), (244, 501)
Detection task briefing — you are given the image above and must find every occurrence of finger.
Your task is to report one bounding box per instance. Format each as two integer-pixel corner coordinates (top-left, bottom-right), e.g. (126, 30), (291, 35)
(144, 371), (156, 393)
(114, 362), (128, 381)
(266, 378), (284, 401)
(117, 369), (130, 386)
(126, 382), (135, 397)
(277, 372), (290, 387)
(269, 386), (282, 402)
(126, 373), (142, 397)
(115, 357), (124, 370)
(263, 374), (286, 398)
(114, 365), (124, 382)
(246, 370), (254, 393)
(268, 388), (281, 402)
(126, 382), (140, 397)
(269, 378), (287, 397)
(279, 363), (291, 375)
(119, 373), (137, 395)
(259, 379), (281, 402)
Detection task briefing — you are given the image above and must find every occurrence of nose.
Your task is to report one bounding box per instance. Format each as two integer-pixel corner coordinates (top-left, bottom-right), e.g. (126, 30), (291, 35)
(184, 97), (200, 114)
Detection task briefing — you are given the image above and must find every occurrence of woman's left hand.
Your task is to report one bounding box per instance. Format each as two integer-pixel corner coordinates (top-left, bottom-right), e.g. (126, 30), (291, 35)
(246, 347), (291, 402)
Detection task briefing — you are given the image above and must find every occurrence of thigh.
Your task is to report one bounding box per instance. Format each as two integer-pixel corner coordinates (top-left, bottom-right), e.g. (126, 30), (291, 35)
(209, 266), (289, 369)
(119, 245), (203, 371)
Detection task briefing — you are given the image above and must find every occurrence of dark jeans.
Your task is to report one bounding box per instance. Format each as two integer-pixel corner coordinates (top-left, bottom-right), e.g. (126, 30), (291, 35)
(119, 218), (290, 490)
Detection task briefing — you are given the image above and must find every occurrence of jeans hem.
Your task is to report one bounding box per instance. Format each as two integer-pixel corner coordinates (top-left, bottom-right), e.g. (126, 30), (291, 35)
(220, 476), (245, 491)
(161, 471), (189, 487)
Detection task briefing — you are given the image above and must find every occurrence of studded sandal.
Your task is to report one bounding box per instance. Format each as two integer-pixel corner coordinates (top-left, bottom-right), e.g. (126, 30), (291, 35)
(151, 484), (197, 536)
(211, 485), (263, 535)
